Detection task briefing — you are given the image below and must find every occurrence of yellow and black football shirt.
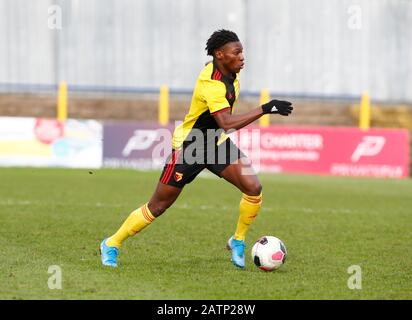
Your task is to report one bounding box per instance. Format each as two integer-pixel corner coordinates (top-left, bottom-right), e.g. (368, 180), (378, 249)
(172, 61), (240, 150)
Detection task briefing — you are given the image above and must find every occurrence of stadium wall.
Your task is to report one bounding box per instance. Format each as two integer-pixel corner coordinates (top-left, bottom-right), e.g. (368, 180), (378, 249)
(1, 0), (412, 102)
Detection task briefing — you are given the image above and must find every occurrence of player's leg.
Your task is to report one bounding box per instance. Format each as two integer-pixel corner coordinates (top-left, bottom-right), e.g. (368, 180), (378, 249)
(220, 158), (262, 268)
(207, 139), (262, 268)
(220, 156), (262, 196)
(106, 183), (182, 247)
(101, 149), (185, 267)
(100, 182), (182, 267)
(220, 156), (262, 239)
(101, 148), (204, 267)
(211, 139), (263, 241)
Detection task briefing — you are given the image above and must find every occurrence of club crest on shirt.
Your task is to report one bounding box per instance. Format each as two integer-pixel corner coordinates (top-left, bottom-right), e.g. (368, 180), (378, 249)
(175, 172), (183, 182)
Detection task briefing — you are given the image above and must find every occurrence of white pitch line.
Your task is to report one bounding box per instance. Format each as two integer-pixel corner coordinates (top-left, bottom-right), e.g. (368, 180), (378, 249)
(0, 199), (360, 215)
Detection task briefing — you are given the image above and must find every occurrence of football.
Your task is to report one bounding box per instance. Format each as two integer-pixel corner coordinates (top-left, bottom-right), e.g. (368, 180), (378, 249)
(251, 236), (287, 271)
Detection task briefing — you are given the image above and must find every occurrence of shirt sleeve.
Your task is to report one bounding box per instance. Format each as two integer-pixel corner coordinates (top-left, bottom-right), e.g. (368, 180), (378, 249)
(202, 80), (230, 114)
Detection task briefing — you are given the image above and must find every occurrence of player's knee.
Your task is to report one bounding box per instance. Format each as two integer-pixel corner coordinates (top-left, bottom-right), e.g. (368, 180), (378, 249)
(153, 205), (167, 217)
(148, 201), (171, 217)
(244, 182), (262, 196)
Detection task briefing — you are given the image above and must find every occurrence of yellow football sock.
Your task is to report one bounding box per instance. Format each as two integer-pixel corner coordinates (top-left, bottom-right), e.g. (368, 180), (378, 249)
(106, 203), (155, 248)
(234, 193), (262, 241)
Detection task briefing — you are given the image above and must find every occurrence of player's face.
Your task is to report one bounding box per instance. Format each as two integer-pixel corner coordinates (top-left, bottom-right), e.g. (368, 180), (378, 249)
(218, 41), (244, 74)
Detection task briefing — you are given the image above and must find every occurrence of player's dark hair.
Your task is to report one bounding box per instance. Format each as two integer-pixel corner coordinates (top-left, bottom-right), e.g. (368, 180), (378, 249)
(205, 29), (239, 56)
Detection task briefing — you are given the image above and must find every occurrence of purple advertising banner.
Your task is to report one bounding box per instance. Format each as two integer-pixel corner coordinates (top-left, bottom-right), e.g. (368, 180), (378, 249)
(103, 122), (174, 169)
(103, 121), (410, 178)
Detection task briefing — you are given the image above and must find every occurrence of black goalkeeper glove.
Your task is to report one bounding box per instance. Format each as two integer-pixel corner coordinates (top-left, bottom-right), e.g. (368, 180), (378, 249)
(261, 99), (293, 116)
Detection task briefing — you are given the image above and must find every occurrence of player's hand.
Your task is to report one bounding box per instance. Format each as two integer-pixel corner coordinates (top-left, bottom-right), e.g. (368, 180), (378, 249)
(261, 99), (293, 116)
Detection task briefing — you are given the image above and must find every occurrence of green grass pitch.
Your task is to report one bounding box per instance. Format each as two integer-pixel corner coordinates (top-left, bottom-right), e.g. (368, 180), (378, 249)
(1, 167), (411, 300)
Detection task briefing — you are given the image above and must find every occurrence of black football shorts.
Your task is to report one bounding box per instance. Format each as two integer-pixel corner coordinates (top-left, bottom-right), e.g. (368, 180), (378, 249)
(159, 138), (246, 188)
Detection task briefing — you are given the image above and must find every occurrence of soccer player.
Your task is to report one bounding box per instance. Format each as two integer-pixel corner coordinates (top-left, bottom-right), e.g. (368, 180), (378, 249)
(100, 29), (293, 269)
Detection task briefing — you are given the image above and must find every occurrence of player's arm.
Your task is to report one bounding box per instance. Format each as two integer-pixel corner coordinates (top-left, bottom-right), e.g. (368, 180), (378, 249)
(212, 107), (263, 131)
(212, 99), (293, 131)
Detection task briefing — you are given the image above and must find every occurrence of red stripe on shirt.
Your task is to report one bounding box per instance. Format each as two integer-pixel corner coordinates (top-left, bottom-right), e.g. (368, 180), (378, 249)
(211, 107), (231, 116)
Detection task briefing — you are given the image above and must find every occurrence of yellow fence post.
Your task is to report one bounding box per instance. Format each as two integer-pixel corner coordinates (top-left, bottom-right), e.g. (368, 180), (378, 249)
(57, 81), (68, 122)
(359, 91), (370, 130)
(159, 85), (169, 126)
(259, 88), (270, 127)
